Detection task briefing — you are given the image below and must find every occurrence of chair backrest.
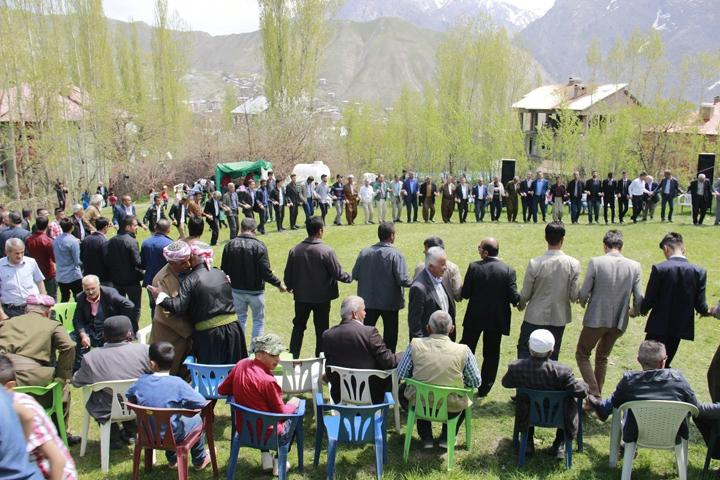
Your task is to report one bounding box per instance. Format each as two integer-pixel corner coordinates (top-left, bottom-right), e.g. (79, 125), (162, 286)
(317, 394), (392, 445)
(620, 400), (699, 449)
(328, 366), (392, 405)
(227, 401), (290, 451)
(516, 388), (570, 429)
(137, 325), (152, 345)
(51, 302), (76, 332)
(406, 378), (471, 422)
(125, 401), (205, 450)
(83, 379), (137, 422)
(277, 357), (323, 394)
(183, 356), (235, 400)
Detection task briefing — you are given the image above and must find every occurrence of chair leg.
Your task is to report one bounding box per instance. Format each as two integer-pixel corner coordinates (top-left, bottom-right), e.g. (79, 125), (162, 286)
(576, 398), (583, 453)
(676, 441), (688, 480)
(511, 418), (519, 448)
(464, 408), (472, 448)
(518, 430), (528, 467)
(177, 450), (189, 480)
(327, 438), (338, 480)
(144, 448), (154, 473)
(314, 420), (323, 467)
(392, 373), (401, 432)
(296, 420), (304, 473)
(403, 409), (415, 462)
(226, 435), (241, 480)
(203, 409), (219, 479)
(100, 421), (111, 473)
(374, 435), (383, 479)
(278, 447), (289, 480)
(564, 430), (572, 469)
(609, 412), (623, 468)
(132, 444), (142, 480)
(52, 384), (68, 447)
(621, 442), (637, 480)
(447, 420), (456, 471)
(81, 411), (90, 457)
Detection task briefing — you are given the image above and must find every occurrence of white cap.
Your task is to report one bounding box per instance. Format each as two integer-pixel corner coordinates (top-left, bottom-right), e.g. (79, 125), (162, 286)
(529, 329), (554, 354)
(347, 174), (354, 178)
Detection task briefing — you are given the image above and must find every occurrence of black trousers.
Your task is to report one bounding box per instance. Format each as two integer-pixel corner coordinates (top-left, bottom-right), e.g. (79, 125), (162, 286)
(490, 198), (502, 221)
(460, 328), (503, 397)
(289, 204), (299, 228)
(618, 195), (629, 222)
(531, 196), (546, 222)
(517, 322), (564, 361)
(521, 196), (530, 221)
(289, 301), (331, 358)
(59, 279), (83, 303)
(457, 200), (468, 222)
(644, 333), (682, 369)
(692, 195), (708, 224)
(631, 195), (644, 222)
(365, 309), (399, 353)
(257, 206), (267, 232)
(603, 198), (615, 223)
(475, 200), (486, 221)
(405, 197), (418, 222)
(115, 283), (142, 334)
(207, 218), (219, 245)
(275, 204), (285, 230)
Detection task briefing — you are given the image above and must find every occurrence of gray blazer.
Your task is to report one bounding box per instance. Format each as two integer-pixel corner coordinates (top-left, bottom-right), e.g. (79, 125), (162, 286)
(578, 252), (643, 331)
(352, 242), (412, 311)
(519, 249), (581, 327)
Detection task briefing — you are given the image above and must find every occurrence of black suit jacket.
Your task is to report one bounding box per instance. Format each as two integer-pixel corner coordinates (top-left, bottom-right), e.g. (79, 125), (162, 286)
(567, 180), (584, 200)
(641, 257), (708, 340)
(408, 269), (456, 340)
(585, 179), (602, 200)
(654, 177), (682, 197)
(601, 179), (617, 198)
(616, 178), (630, 197)
(80, 232), (110, 283)
(460, 258), (519, 335)
(418, 182), (438, 204)
(322, 319), (401, 403)
(69, 215), (85, 241)
(203, 198), (220, 222)
(72, 286), (135, 335)
(688, 180), (712, 204)
(168, 202), (187, 225)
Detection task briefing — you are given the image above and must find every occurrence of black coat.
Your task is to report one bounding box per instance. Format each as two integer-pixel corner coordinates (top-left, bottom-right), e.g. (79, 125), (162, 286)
(106, 231), (143, 286)
(143, 204), (167, 232)
(80, 232), (110, 283)
(159, 264), (235, 324)
(567, 180), (585, 200)
(72, 286), (135, 334)
(0, 226), (30, 258)
(585, 179), (602, 200)
(408, 269), (456, 340)
(220, 233), (281, 292)
(601, 179), (617, 198)
(460, 258), (519, 335)
(688, 179), (712, 204)
(168, 202), (187, 225)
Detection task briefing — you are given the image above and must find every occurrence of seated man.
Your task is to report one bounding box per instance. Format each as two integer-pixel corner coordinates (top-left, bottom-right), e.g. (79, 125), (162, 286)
(0, 294), (79, 445)
(72, 316), (152, 449)
(126, 342), (210, 471)
(502, 329), (588, 459)
(397, 311), (480, 449)
(0, 386), (44, 480)
(323, 295), (401, 404)
(1, 355), (78, 479)
(218, 334), (300, 476)
(71, 275), (134, 371)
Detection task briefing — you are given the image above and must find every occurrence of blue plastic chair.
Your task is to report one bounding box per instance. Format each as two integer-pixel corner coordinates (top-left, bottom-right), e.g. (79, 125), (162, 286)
(183, 356), (235, 401)
(314, 392), (393, 479)
(226, 397), (305, 480)
(511, 388), (584, 469)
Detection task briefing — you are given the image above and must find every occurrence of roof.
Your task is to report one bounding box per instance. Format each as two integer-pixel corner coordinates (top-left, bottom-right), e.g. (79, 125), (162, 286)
(512, 83), (629, 112)
(668, 101), (720, 136)
(231, 96), (268, 115)
(216, 159), (273, 184)
(0, 84), (88, 122)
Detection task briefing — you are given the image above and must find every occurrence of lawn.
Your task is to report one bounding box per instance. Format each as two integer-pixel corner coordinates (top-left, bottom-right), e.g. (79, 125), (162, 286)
(69, 201), (720, 479)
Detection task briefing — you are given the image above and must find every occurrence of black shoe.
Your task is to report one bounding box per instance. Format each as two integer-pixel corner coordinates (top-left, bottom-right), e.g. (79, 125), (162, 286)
(586, 395), (608, 422)
(545, 443), (565, 460)
(119, 430), (136, 445)
(66, 434), (82, 446)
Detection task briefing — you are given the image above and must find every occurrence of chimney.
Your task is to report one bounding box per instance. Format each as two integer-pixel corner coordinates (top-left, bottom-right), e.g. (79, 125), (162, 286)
(715, 95), (720, 105)
(700, 103), (713, 122)
(568, 77), (582, 86)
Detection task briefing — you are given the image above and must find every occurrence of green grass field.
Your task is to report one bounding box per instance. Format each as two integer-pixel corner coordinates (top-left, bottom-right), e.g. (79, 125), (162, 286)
(70, 201), (720, 479)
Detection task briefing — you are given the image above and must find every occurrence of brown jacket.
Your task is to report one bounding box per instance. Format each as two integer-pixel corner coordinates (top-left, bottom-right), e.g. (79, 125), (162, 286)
(188, 200), (202, 217)
(83, 204), (102, 233)
(343, 183), (359, 203)
(283, 237), (352, 303)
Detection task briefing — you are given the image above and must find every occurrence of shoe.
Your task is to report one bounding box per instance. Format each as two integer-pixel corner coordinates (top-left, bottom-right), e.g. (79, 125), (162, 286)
(586, 395), (608, 422)
(369, 221), (374, 224)
(668, 219), (673, 223)
(66, 434), (81, 446)
(438, 438), (457, 449)
(272, 456), (290, 477)
(119, 430), (136, 445)
(423, 439), (434, 449)
(194, 451), (212, 471)
(545, 443), (565, 460)
(262, 452), (274, 472)
(109, 439), (124, 450)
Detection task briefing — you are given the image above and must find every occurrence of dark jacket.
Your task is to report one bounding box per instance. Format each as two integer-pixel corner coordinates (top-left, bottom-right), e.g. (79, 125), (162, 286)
(408, 269), (456, 340)
(69, 214), (85, 241)
(567, 179), (585, 201)
(601, 179), (617, 199)
(615, 178), (631, 197)
(143, 204), (167, 232)
(550, 183), (567, 200)
(221, 233), (281, 292)
(688, 179), (712, 203)
(285, 182), (300, 205)
(641, 257), (708, 340)
(585, 178), (602, 200)
(418, 182), (438, 203)
(106, 231), (143, 286)
(72, 286), (135, 335)
(284, 237), (352, 303)
(461, 258), (519, 335)
(168, 202), (188, 225)
(351, 242), (412, 311)
(159, 264), (235, 324)
(203, 197), (221, 222)
(269, 186), (285, 206)
(654, 177), (683, 197)
(80, 232), (110, 283)
(0, 226), (30, 258)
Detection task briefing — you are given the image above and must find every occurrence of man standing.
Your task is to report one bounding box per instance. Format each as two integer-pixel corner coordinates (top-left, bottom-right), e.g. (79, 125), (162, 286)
(455, 176), (470, 223)
(505, 176), (520, 223)
(203, 191), (222, 245)
(418, 176), (437, 223)
(107, 215), (144, 334)
(255, 179), (269, 234)
(413, 236), (463, 304)
(284, 216), (352, 358)
(359, 178), (375, 225)
(519, 172), (533, 222)
(69, 204), (87, 241)
(269, 179), (286, 231)
(601, 173), (616, 224)
(222, 218), (286, 352)
(530, 171), (549, 223)
(83, 194), (104, 232)
(330, 174), (345, 226)
(640, 232), (708, 367)
(301, 176), (317, 220)
(143, 194), (167, 233)
(48, 208), (64, 239)
(641, 175), (659, 221)
(315, 175), (331, 225)
(440, 176), (455, 223)
(653, 169), (683, 222)
(81, 217), (111, 286)
(460, 237), (519, 398)
(56, 182), (68, 210)
(408, 247), (456, 341)
(140, 219), (173, 318)
(402, 171), (419, 223)
(0, 239), (46, 319)
(266, 171), (276, 222)
(0, 211), (31, 256)
(616, 170), (631, 223)
(688, 173), (712, 225)
(97, 181), (108, 204)
(53, 218), (83, 303)
(373, 174), (389, 224)
(222, 183), (240, 239)
(472, 178), (488, 223)
(240, 180), (257, 220)
(25, 216), (57, 300)
(585, 170), (602, 224)
(389, 174), (403, 223)
(187, 191), (203, 218)
(517, 222), (581, 360)
(550, 175), (566, 222)
(352, 222), (413, 353)
(113, 196), (146, 233)
(168, 195), (189, 238)
(323, 296), (401, 403)
(487, 176), (505, 222)
(575, 230), (643, 402)
(285, 174), (300, 230)
(343, 174), (359, 226)
(567, 172), (584, 224)
(629, 172), (652, 224)
(714, 175), (720, 226)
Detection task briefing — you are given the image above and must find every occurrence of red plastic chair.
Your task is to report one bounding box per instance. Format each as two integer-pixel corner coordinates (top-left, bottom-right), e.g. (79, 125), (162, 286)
(125, 401), (219, 480)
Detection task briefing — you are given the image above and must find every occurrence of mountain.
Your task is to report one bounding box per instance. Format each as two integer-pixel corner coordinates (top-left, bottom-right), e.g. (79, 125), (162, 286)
(337, 0), (551, 33)
(521, 0), (720, 102)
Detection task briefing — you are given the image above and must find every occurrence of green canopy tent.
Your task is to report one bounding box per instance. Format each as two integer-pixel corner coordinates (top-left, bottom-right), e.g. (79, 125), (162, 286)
(216, 159), (273, 188)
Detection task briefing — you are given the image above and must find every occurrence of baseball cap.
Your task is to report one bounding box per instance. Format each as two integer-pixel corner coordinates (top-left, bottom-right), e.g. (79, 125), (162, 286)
(26, 294), (56, 307)
(253, 334), (288, 355)
(529, 329), (555, 354)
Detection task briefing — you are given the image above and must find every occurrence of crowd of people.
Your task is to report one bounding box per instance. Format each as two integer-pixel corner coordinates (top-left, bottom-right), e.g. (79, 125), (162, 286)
(1, 167), (720, 478)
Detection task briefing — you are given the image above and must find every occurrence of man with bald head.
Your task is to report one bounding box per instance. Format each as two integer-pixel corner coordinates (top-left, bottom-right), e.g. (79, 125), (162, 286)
(460, 237), (519, 397)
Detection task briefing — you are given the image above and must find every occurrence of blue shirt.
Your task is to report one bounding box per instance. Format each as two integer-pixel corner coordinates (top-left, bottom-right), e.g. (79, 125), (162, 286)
(140, 233), (173, 287)
(52, 233), (82, 284)
(0, 388), (44, 480)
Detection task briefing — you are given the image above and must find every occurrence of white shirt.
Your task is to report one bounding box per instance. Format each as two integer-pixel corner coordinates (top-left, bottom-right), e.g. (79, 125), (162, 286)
(629, 178), (650, 197)
(359, 185), (375, 203)
(426, 268), (449, 313)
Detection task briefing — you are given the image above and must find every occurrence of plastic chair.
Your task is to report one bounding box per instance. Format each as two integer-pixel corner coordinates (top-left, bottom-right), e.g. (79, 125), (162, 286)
(125, 400), (219, 480)
(327, 366), (401, 432)
(14, 381), (68, 446)
(402, 378), (472, 470)
(137, 325), (152, 344)
(51, 302), (76, 333)
(314, 392), (393, 479)
(80, 379), (138, 473)
(678, 193), (692, 213)
(277, 357), (324, 418)
(608, 400), (698, 479)
(182, 356), (234, 402)
(226, 397), (305, 480)
(703, 415), (720, 475)
(511, 388), (584, 469)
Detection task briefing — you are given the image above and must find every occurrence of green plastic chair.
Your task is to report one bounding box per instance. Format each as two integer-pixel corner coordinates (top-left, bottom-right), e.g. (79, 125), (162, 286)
(51, 302), (76, 333)
(402, 378), (473, 470)
(14, 381), (68, 446)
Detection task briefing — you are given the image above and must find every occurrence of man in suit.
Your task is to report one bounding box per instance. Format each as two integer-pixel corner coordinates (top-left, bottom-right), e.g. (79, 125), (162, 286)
(113, 196), (147, 233)
(107, 215), (144, 333)
(266, 171), (277, 222)
(343, 174), (359, 226)
(517, 221), (581, 360)
(487, 176), (505, 222)
(418, 176), (438, 222)
(412, 236), (463, 304)
(519, 172), (533, 222)
(472, 178), (489, 222)
(83, 194), (104, 232)
(530, 171), (549, 223)
(505, 176), (520, 223)
(69, 204), (87, 241)
(221, 183), (240, 239)
(323, 296), (401, 404)
(459, 237), (519, 398)
(402, 171), (419, 223)
(585, 170), (602, 224)
(688, 173), (712, 225)
(285, 174), (300, 230)
(439, 176), (455, 223)
(168, 195), (188, 238)
(0, 211), (30, 257)
(454, 176), (470, 223)
(351, 222), (413, 353)
(81, 216), (112, 286)
(255, 179), (269, 234)
(203, 191), (222, 245)
(567, 171), (584, 224)
(640, 232), (708, 367)
(714, 176), (720, 226)
(575, 230), (643, 401)
(641, 175), (659, 221)
(408, 246), (456, 341)
(269, 180), (286, 231)
(142, 194), (167, 233)
(240, 180), (256, 219)
(389, 174), (404, 223)
(601, 172), (617, 224)
(615, 170), (631, 223)
(653, 169), (683, 222)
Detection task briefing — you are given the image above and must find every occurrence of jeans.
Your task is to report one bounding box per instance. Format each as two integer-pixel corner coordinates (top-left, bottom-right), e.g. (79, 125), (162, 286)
(531, 195), (546, 222)
(587, 199), (601, 223)
(71, 328), (105, 372)
(660, 193), (675, 220)
(570, 198), (582, 223)
(574, 326), (624, 397)
(303, 201), (314, 219)
(232, 290), (265, 351)
(474, 200), (486, 221)
(165, 415), (206, 467)
(318, 203), (328, 223)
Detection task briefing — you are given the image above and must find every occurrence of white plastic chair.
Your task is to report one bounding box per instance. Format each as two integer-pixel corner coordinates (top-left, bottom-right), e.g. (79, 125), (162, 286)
(328, 366), (401, 432)
(277, 357), (324, 418)
(608, 400), (698, 479)
(137, 325), (152, 344)
(80, 379), (138, 473)
(678, 193), (692, 213)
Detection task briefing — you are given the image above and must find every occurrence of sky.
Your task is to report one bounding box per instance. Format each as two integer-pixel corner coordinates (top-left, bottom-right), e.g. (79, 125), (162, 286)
(103, 0), (556, 36)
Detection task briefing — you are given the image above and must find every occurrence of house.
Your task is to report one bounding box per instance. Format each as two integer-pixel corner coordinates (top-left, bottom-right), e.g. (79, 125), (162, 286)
(231, 96), (269, 119)
(512, 77), (637, 158)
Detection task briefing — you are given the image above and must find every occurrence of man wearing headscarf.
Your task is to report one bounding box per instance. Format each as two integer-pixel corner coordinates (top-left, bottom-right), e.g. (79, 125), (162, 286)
(148, 242), (248, 365)
(148, 241), (195, 378)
